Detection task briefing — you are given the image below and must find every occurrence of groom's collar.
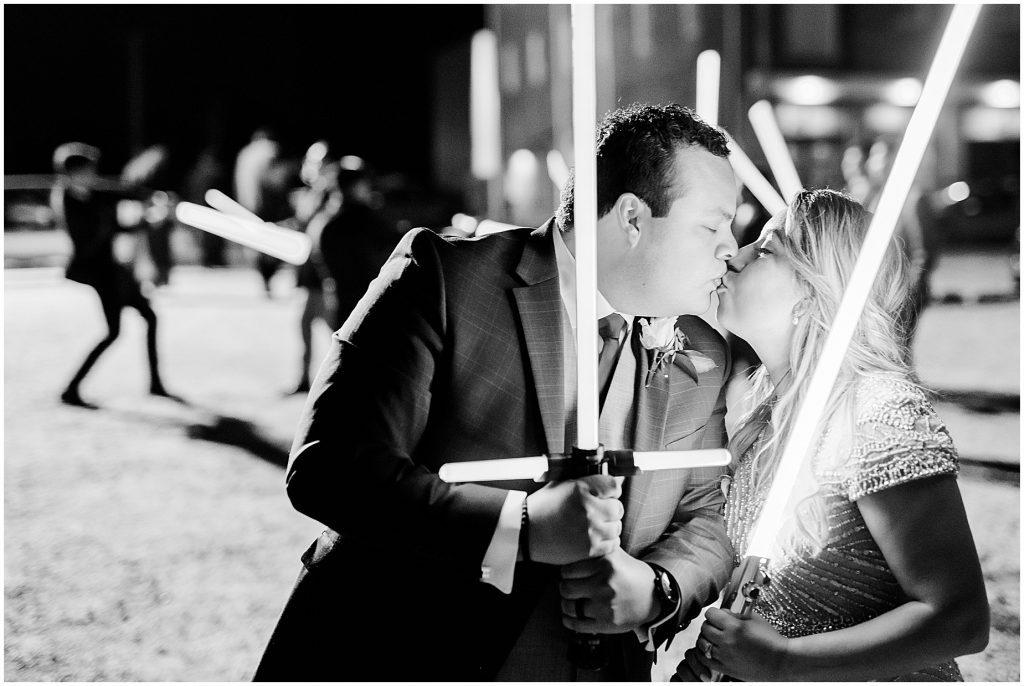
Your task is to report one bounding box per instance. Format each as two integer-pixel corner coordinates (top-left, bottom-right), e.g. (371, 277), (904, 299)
(552, 221), (634, 334)
(515, 218), (559, 285)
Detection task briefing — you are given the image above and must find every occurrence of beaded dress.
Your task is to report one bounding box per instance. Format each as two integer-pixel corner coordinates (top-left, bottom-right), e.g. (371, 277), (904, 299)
(725, 376), (964, 681)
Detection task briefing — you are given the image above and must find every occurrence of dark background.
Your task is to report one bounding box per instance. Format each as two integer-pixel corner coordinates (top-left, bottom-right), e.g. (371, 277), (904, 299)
(5, 5), (485, 182)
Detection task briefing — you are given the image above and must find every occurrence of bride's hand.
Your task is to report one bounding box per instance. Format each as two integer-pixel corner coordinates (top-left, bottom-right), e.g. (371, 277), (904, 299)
(688, 608), (791, 681)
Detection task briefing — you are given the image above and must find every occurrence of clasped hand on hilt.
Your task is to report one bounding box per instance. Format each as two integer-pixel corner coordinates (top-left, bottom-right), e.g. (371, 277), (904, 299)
(555, 444), (622, 672)
(674, 555), (771, 682)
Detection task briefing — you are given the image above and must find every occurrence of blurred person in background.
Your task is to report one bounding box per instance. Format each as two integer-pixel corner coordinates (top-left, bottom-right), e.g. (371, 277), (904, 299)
(319, 156), (401, 324)
(233, 127), (284, 295)
(183, 146), (230, 267)
(290, 142), (343, 395)
(842, 137), (936, 342)
(121, 144), (176, 287)
(677, 189), (987, 682)
(52, 142), (175, 408)
(233, 127), (278, 216)
(254, 155), (302, 296)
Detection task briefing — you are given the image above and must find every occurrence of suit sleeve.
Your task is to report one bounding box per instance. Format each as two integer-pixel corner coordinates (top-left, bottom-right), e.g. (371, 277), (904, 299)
(285, 228), (509, 576)
(642, 333), (735, 648)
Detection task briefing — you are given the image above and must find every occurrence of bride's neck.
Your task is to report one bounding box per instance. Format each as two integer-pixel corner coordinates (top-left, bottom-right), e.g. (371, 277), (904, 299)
(754, 347), (790, 390)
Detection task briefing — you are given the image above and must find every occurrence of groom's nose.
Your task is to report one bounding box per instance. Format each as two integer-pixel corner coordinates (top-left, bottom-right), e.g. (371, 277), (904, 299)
(715, 230), (738, 261)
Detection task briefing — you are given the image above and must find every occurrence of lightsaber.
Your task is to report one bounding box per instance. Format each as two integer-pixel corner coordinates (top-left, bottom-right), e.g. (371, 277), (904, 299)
(696, 50), (721, 127)
(725, 134), (788, 215)
(175, 202), (312, 265)
(439, 449), (731, 483)
(204, 188), (264, 223)
(747, 100), (803, 203)
(567, 6), (607, 669)
(572, 3), (601, 455)
(693, 49), (787, 215)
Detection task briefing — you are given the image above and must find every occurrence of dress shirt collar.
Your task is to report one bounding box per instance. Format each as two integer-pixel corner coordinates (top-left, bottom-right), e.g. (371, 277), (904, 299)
(552, 225), (635, 334)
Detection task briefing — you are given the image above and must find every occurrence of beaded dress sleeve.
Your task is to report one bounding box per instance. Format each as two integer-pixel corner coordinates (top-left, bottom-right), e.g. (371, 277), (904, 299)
(840, 378), (959, 502)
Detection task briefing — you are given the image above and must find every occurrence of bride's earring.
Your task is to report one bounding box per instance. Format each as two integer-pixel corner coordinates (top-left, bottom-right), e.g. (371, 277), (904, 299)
(792, 298), (809, 326)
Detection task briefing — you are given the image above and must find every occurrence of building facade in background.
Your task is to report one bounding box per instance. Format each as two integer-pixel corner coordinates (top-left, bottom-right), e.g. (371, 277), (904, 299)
(446, 4), (1019, 243)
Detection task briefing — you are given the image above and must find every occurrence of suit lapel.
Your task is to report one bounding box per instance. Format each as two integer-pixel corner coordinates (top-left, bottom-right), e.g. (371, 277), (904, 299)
(512, 223), (566, 455)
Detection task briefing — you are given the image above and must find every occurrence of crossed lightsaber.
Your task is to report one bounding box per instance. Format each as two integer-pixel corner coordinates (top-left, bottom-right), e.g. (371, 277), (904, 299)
(175, 190), (312, 266)
(440, 2), (982, 675)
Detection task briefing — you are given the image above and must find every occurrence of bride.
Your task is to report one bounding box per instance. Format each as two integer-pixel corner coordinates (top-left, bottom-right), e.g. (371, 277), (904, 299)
(676, 189), (989, 681)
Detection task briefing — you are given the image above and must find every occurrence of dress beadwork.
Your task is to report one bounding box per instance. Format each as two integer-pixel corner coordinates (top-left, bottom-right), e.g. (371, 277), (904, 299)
(725, 376), (964, 681)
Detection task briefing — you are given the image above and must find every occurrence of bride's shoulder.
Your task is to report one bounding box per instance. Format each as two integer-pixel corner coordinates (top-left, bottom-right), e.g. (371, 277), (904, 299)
(838, 374), (958, 501)
(852, 374), (933, 426)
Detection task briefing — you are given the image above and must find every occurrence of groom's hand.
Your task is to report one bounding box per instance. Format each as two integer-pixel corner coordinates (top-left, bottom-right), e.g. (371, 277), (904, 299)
(559, 547), (660, 634)
(526, 475), (623, 565)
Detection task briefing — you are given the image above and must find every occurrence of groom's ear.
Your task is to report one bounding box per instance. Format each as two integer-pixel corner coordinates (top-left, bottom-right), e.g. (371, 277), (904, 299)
(613, 193), (647, 247)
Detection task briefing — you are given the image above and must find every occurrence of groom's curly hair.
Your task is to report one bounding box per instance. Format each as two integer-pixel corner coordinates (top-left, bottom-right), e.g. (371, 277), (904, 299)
(555, 103), (729, 232)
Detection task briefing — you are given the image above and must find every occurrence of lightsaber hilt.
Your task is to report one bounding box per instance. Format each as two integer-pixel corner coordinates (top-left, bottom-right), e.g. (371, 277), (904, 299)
(561, 445), (611, 671)
(710, 555), (772, 682)
(542, 445), (638, 481)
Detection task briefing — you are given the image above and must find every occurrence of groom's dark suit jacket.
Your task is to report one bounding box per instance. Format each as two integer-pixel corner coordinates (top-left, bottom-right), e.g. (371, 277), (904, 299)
(254, 221), (734, 681)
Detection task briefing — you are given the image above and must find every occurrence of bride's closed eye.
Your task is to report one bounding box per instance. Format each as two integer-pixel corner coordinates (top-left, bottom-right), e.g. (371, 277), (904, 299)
(756, 247), (773, 257)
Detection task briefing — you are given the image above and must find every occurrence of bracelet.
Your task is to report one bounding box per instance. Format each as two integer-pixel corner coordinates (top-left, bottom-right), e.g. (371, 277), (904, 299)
(520, 496), (530, 562)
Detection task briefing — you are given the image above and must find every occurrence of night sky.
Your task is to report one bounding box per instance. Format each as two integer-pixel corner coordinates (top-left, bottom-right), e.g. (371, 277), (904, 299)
(5, 4), (485, 184)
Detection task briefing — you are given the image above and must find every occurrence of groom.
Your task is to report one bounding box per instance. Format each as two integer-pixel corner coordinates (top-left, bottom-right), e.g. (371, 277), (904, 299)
(254, 103), (738, 681)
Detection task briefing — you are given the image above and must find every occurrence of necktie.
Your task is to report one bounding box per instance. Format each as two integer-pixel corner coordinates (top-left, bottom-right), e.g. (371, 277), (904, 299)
(597, 313), (628, 409)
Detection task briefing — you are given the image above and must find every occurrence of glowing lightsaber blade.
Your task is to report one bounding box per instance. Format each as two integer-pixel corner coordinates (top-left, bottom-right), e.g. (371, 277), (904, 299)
(572, 3), (601, 455)
(204, 188), (264, 223)
(726, 134), (788, 215)
(744, 2), (981, 561)
(438, 449), (731, 483)
(748, 100), (803, 203)
(633, 450), (731, 472)
(439, 456), (549, 483)
(175, 202), (312, 265)
(696, 49), (721, 127)
(693, 49), (787, 215)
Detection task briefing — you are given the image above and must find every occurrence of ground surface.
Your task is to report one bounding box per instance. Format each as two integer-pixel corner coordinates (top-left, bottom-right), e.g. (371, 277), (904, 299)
(4, 253), (1019, 681)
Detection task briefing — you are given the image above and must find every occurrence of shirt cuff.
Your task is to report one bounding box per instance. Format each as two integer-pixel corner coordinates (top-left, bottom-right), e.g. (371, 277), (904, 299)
(480, 490), (527, 595)
(633, 588), (682, 652)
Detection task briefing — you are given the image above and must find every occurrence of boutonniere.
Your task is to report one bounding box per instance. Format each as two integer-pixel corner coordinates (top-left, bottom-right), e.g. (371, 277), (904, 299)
(638, 317), (718, 386)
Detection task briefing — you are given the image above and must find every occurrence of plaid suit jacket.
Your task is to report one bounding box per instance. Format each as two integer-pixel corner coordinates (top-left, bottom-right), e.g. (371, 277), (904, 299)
(255, 221), (733, 681)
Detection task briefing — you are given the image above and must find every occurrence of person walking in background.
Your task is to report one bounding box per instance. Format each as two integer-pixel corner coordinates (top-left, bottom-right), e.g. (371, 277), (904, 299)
(53, 142), (176, 408)
(677, 189), (988, 682)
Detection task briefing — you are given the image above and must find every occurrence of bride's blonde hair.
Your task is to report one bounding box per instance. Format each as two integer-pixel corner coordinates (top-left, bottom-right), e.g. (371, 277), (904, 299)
(730, 188), (919, 556)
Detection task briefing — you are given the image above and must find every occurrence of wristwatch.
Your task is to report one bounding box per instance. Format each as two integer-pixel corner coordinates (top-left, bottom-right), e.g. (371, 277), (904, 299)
(649, 563), (679, 609)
